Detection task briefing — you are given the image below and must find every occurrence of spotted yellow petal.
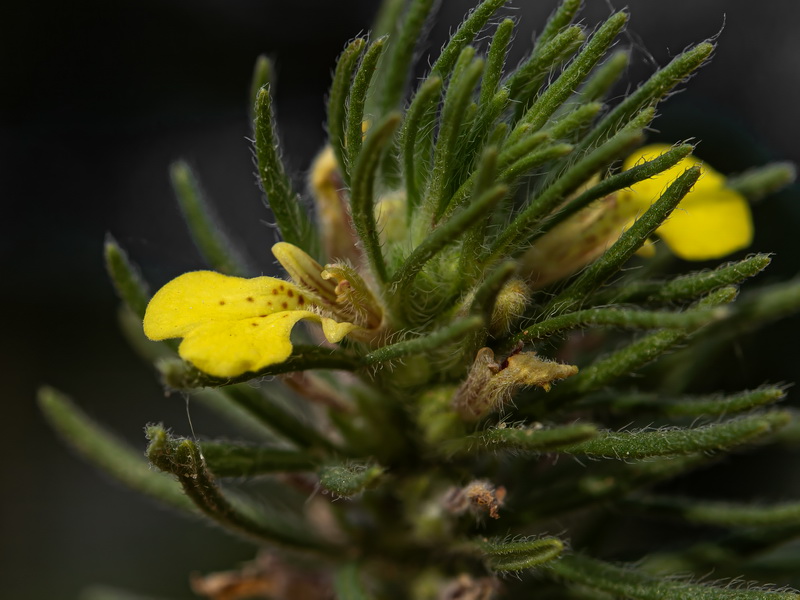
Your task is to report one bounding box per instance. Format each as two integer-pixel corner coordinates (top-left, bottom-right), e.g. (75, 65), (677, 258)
(178, 310), (320, 378)
(143, 271), (310, 340)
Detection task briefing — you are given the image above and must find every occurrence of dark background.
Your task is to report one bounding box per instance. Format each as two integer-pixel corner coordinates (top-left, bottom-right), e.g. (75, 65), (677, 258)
(3, 1), (800, 598)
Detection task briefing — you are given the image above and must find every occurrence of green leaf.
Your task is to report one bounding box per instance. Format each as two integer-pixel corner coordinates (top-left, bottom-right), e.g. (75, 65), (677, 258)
(350, 112), (402, 284)
(362, 316), (484, 365)
(378, 0), (438, 113)
(445, 422), (598, 456)
(548, 165), (701, 312)
(511, 12), (628, 137)
(401, 75), (443, 213)
(728, 161), (796, 201)
(535, 143), (694, 237)
(254, 84), (316, 253)
(596, 253), (772, 305)
(328, 38), (367, 178)
(559, 412), (790, 459)
(429, 0), (509, 78)
(392, 185), (507, 294)
(318, 462), (385, 497)
(548, 553), (800, 600)
(578, 42), (714, 151)
(512, 304), (728, 345)
(249, 54), (273, 125)
(479, 536), (565, 572)
(169, 161), (251, 276)
(199, 441), (316, 477)
(488, 107), (653, 262)
(146, 426), (329, 551)
(334, 563), (372, 600)
(630, 494), (800, 529)
(38, 387), (195, 513)
(588, 386), (787, 418)
(155, 346), (359, 389)
(346, 37), (388, 172)
(104, 234), (150, 319)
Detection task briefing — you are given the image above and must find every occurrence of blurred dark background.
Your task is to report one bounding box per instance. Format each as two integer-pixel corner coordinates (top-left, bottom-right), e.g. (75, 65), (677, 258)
(3, 1), (800, 598)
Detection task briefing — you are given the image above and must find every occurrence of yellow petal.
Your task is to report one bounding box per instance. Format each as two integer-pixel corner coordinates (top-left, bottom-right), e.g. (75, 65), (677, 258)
(177, 310), (319, 378)
(143, 271), (309, 341)
(651, 187), (753, 260)
(320, 317), (360, 343)
(622, 144), (726, 204)
(622, 144), (753, 261)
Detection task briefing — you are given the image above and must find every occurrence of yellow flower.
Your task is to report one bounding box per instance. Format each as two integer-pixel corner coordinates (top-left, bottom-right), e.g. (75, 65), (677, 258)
(521, 145), (753, 288)
(620, 144), (753, 261)
(143, 271), (358, 378)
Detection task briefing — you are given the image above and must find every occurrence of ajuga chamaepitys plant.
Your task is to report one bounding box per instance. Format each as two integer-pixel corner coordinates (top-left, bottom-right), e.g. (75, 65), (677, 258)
(39, 1), (800, 598)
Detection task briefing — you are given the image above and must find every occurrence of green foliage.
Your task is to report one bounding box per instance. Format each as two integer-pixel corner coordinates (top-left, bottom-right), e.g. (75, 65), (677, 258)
(43, 0), (800, 598)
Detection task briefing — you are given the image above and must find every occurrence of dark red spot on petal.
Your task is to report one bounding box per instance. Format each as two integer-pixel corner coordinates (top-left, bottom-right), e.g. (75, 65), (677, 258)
(219, 300), (226, 305)
(246, 296), (254, 302)
(282, 302), (288, 309)
(267, 301), (273, 306)
(259, 314), (267, 318)
(298, 295), (305, 305)
(272, 289), (279, 295)
(287, 289), (294, 297)
(251, 322), (259, 326)
(279, 284), (285, 290)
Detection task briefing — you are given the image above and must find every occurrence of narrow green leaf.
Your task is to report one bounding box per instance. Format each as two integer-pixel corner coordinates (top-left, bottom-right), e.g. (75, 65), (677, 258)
(346, 37), (388, 171)
(513, 304), (728, 345)
(350, 113), (402, 284)
(548, 553), (799, 600)
(548, 165), (701, 312)
(597, 253), (772, 305)
(401, 76), (443, 213)
(328, 39), (367, 178)
(249, 54), (273, 125)
(38, 387), (195, 513)
(480, 18), (514, 108)
(505, 25), (585, 112)
(392, 185), (507, 292)
(631, 494), (800, 529)
(480, 537), (565, 572)
(147, 427), (329, 551)
(427, 51), (485, 218)
(334, 563), (371, 600)
(378, 0), (438, 113)
(588, 386), (787, 418)
(446, 422), (598, 455)
(199, 441), (316, 477)
(362, 316), (484, 365)
(536, 143), (694, 238)
(579, 49), (629, 102)
(202, 384), (339, 452)
(488, 108), (653, 262)
(547, 101), (603, 140)
(429, 0), (509, 78)
(548, 329), (688, 401)
(728, 161), (796, 201)
(459, 149), (502, 283)
(156, 346), (359, 389)
(533, 0), (582, 51)
(104, 234), (150, 319)
(578, 42), (714, 151)
(170, 161), (250, 276)
(559, 412), (790, 459)
(319, 462), (385, 497)
(511, 12), (628, 137)
(254, 85), (315, 252)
